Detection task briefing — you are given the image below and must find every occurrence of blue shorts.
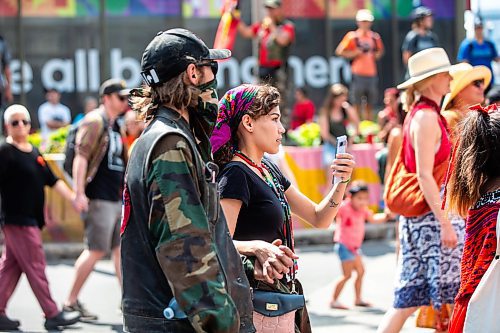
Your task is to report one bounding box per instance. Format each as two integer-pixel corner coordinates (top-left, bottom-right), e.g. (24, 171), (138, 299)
(334, 243), (361, 262)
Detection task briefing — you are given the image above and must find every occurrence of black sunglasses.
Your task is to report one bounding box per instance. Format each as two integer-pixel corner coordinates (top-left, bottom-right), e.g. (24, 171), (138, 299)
(472, 79), (485, 88)
(11, 119), (30, 127)
(115, 94), (127, 102)
(196, 60), (218, 76)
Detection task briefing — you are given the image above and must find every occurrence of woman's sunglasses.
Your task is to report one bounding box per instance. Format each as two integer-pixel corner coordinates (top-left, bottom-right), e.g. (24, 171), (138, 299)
(196, 60), (218, 76)
(11, 119), (30, 127)
(472, 79), (485, 88)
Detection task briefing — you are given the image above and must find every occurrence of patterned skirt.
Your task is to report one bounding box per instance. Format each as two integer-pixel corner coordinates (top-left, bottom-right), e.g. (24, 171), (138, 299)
(393, 212), (465, 309)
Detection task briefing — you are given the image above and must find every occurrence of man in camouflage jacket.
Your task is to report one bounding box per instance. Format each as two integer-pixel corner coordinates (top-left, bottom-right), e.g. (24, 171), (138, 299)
(120, 29), (255, 333)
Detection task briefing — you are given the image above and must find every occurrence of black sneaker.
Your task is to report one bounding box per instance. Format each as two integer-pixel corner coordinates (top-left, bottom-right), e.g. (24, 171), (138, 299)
(44, 311), (80, 330)
(0, 315), (20, 331)
(62, 300), (98, 321)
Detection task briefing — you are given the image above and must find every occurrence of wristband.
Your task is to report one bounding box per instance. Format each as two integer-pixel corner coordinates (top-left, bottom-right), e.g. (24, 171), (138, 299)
(339, 178), (351, 184)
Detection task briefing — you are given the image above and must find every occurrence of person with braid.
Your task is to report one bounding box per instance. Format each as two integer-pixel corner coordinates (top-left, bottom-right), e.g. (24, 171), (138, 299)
(210, 84), (354, 332)
(446, 105), (500, 333)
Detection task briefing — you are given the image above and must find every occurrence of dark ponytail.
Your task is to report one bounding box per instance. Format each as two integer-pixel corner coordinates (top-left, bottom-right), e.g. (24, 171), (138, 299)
(447, 107), (500, 217)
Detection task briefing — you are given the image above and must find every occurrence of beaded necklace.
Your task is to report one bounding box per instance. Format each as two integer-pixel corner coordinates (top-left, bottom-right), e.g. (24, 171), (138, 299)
(234, 150), (297, 284)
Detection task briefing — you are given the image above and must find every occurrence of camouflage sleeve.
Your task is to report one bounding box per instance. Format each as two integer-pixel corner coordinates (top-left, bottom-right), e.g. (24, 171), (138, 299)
(147, 134), (240, 333)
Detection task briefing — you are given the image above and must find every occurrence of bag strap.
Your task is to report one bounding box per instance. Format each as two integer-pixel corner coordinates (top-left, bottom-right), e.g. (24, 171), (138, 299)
(496, 210), (500, 259)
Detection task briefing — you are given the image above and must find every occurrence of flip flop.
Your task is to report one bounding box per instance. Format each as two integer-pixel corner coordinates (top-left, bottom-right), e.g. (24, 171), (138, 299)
(355, 301), (372, 307)
(329, 301), (349, 310)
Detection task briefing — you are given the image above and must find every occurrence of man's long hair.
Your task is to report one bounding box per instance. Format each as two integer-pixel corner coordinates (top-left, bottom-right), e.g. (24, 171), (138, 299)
(130, 71), (201, 120)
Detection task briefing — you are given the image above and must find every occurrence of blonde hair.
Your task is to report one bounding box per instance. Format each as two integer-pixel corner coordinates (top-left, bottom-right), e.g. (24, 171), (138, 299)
(402, 75), (437, 112)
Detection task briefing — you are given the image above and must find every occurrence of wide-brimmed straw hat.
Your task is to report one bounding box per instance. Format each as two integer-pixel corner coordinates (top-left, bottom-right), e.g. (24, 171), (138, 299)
(441, 62), (491, 110)
(397, 48), (459, 89)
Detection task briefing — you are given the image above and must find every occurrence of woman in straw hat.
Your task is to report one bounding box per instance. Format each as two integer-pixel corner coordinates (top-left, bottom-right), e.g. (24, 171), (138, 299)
(378, 48), (464, 333)
(211, 84), (354, 332)
(441, 62), (491, 141)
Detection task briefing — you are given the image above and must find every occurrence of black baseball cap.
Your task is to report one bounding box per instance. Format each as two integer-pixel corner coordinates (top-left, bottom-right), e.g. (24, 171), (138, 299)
(99, 79), (130, 96)
(140, 28), (231, 87)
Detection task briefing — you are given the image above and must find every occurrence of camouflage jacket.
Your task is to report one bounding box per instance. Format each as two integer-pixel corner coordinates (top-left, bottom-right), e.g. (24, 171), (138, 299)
(121, 107), (255, 333)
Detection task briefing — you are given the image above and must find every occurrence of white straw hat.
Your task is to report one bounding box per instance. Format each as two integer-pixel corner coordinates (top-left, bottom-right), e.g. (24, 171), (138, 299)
(356, 9), (374, 22)
(397, 48), (459, 89)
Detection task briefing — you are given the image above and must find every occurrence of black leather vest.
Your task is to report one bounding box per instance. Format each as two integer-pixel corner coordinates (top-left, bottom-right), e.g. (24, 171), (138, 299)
(121, 108), (255, 332)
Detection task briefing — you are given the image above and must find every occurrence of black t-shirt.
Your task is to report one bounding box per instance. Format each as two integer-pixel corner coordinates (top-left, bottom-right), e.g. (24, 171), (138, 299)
(85, 122), (125, 201)
(0, 143), (58, 228)
(218, 160), (291, 243)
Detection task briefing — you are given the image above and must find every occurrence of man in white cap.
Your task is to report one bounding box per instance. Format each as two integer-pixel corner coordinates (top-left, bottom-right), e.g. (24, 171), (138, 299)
(336, 9), (384, 121)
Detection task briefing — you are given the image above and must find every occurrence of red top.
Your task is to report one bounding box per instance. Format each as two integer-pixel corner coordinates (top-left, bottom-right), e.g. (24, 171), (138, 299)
(455, 199), (499, 303)
(334, 199), (370, 252)
(290, 100), (315, 130)
(402, 96), (451, 173)
(251, 20), (295, 68)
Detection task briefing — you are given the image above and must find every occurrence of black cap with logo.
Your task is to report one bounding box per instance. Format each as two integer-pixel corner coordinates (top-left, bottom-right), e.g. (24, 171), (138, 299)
(140, 28), (231, 87)
(99, 79), (130, 96)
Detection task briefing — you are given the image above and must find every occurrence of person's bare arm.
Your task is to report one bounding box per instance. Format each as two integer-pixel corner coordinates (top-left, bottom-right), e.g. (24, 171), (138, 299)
(285, 153), (354, 228)
(411, 110), (457, 248)
(237, 21), (255, 39)
(402, 50), (412, 65)
(46, 120), (69, 130)
(72, 155), (89, 212)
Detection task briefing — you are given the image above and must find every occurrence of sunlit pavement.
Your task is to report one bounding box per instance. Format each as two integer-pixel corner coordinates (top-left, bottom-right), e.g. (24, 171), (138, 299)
(6, 240), (434, 332)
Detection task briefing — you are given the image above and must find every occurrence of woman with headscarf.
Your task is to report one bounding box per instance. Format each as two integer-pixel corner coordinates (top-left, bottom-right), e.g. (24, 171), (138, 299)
(377, 48), (465, 333)
(210, 84), (354, 332)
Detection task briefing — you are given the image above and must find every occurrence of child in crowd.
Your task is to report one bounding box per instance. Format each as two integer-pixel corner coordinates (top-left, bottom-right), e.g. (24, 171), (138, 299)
(330, 181), (391, 309)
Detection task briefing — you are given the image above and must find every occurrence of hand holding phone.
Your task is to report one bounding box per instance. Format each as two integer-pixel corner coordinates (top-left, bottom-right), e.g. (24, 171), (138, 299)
(333, 135), (347, 185)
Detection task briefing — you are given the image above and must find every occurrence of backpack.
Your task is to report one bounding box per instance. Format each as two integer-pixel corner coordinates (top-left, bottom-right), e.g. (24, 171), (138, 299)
(63, 111), (106, 177)
(63, 124), (79, 176)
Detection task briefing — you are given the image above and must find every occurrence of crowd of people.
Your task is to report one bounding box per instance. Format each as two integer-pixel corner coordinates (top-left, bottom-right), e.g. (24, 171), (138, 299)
(0, 1), (499, 333)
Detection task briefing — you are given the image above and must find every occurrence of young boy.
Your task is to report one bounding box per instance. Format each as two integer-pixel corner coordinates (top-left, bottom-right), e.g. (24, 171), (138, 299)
(330, 181), (391, 309)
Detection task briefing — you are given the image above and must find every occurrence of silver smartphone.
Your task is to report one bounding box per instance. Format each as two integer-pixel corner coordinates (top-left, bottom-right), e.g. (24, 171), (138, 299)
(333, 135), (347, 185)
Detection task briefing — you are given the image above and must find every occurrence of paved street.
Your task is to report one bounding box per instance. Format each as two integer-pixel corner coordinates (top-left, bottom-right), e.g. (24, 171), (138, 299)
(5, 240), (434, 332)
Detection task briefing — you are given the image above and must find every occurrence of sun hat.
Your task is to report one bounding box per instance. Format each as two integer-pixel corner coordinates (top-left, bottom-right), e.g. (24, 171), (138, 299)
(356, 9), (374, 22)
(441, 63), (491, 110)
(397, 47), (459, 89)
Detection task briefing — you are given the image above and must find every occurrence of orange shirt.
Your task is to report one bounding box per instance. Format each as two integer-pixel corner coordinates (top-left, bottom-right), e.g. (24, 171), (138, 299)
(338, 29), (384, 77)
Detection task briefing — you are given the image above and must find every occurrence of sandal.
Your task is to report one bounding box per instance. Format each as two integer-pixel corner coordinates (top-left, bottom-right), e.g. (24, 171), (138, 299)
(355, 301), (372, 307)
(329, 300), (349, 310)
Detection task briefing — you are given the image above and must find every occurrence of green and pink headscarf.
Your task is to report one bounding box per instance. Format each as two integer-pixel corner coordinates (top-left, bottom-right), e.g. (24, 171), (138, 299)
(210, 84), (260, 156)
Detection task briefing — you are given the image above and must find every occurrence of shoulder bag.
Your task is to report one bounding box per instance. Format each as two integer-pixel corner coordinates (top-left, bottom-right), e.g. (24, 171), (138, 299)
(384, 145), (448, 217)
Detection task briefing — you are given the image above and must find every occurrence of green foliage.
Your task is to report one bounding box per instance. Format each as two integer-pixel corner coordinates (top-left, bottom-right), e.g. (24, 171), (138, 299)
(288, 122), (321, 147)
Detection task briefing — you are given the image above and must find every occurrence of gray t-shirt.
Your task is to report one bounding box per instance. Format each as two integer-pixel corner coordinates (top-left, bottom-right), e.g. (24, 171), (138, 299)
(402, 30), (439, 55)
